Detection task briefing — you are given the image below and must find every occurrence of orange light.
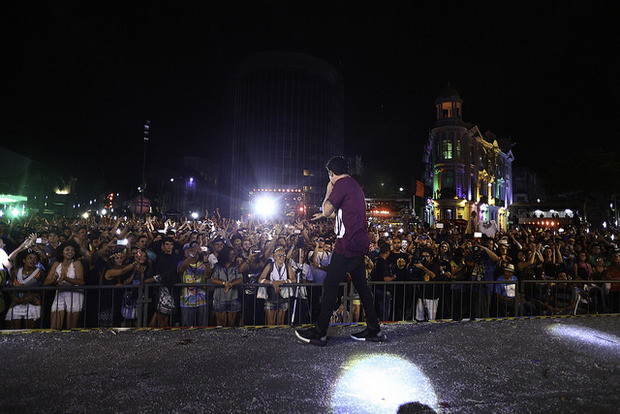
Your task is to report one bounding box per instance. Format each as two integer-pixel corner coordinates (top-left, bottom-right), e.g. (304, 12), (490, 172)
(370, 209), (391, 216)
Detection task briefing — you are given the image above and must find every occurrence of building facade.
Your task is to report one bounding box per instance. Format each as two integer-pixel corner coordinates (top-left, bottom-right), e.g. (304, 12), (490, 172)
(228, 52), (344, 218)
(423, 86), (514, 233)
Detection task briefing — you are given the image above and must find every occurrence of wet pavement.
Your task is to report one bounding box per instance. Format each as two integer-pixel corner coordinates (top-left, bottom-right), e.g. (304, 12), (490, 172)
(1, 315), (620, 413)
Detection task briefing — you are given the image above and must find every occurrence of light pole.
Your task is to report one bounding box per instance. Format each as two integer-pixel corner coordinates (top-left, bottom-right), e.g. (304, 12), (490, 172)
(140, 120), (150, 221)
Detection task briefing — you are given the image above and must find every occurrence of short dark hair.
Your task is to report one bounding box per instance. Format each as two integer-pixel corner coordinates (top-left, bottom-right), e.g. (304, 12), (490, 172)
(55, 240), (82, 262)
(325, 156), (349, 176)
(379, 243), (391, 255)
(219, 245), (235, 263)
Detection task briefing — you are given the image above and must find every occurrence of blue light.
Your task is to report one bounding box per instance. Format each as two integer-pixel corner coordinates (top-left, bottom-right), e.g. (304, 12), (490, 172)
(330, 354), (438, 413)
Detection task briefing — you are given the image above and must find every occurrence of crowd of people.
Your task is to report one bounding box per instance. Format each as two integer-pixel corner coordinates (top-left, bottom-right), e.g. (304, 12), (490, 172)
(0, 211), (619, 329)
(367, 225), (620, 321)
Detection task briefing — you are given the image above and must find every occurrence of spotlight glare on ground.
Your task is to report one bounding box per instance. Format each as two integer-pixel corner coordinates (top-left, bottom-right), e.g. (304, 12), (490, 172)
(330, 354), (438, 413)
(547, 324), (620, 352)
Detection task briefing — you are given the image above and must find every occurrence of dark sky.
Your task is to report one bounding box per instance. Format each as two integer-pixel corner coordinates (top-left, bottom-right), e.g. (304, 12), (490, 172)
(2, 1), (618, 194)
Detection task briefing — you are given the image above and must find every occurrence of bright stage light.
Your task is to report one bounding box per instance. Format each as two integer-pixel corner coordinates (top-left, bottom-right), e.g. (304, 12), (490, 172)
(253, 196), (278, 218)
(330, 354), (438, 413)
(191, 212), (199, 219)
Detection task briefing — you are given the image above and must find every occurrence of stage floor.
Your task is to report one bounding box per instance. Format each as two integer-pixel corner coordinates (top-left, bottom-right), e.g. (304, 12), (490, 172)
(2, 315), (620, 413)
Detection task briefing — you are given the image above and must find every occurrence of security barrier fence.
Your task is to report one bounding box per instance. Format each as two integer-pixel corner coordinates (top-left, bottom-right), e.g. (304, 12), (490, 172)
(2, 280), (619, 329)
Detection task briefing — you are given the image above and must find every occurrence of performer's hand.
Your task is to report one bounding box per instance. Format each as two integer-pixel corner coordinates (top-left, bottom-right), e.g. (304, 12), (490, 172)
(311, 212), (323, 221)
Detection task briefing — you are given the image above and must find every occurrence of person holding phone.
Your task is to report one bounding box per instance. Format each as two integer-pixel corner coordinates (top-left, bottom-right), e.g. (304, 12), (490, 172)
(295, 156), (385, 346)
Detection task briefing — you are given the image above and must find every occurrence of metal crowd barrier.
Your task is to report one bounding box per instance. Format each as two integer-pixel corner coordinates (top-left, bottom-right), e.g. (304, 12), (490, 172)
(1, 280), (618, 329)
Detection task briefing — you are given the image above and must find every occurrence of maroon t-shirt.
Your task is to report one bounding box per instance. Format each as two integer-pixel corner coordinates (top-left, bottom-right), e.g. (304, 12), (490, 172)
(327, 176), (370, 258)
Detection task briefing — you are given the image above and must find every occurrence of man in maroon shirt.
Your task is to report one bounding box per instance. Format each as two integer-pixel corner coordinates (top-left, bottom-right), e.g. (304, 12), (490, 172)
(295, 156), (385, 346)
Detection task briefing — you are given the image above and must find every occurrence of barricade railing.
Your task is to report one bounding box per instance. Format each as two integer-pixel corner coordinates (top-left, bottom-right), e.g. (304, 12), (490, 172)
(521, 279), (618, 316)
(2, 280), (618, 329)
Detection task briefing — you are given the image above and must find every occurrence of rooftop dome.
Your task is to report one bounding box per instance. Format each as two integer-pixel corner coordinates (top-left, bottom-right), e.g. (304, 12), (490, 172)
(438, 83), (461, 99)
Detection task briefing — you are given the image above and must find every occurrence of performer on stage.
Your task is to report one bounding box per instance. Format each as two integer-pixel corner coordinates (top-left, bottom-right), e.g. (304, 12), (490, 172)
(295, 156), (386, 346)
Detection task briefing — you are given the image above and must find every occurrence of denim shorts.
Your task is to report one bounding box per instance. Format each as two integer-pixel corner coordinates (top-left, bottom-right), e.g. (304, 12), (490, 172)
(213, 298), (241, 313)
(264, 299), (289, 311)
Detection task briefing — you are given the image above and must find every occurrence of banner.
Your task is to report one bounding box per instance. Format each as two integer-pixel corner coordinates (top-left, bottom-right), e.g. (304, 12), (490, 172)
(415, 180), (425, 198)
(478, 220), (498, 238)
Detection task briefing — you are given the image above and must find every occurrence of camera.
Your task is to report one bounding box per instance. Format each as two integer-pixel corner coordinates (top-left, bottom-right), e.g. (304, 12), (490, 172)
(412, 251), (422, 264)
(471, 245), (483, 261)
(296, 237), (305, 249)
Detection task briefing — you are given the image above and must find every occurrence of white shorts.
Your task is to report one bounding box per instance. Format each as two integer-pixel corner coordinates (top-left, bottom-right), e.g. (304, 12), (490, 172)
(51, 291), (84, 313)
(5, 304), (41, 321)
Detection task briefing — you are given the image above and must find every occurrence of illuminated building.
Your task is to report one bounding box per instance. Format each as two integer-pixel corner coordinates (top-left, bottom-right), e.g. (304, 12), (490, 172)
(423, 85), (514, 233)
(228, 52), (343, 217)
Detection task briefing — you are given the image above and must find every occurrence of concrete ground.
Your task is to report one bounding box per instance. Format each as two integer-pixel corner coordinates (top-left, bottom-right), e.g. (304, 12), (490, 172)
(1, 315), (620, 413)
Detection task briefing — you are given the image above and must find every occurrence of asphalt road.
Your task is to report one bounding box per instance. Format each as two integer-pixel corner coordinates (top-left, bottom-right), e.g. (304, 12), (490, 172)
(2, 315), (620, 413)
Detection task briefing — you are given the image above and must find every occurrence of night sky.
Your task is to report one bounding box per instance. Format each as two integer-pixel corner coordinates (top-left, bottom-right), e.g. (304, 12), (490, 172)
(2, 1), (618, 194)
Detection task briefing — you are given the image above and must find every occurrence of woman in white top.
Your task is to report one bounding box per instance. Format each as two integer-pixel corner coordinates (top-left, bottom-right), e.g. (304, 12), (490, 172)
(5, 249), (44, 329)
(258, 247), (294, 325)
(45, 240), (84, 329)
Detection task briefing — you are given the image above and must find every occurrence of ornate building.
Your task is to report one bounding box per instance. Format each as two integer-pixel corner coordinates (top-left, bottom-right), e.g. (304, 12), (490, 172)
(423, 85), (514, 233)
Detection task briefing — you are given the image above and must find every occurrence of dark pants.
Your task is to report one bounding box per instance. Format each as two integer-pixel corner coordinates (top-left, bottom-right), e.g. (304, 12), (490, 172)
(316, 252), (380, 335)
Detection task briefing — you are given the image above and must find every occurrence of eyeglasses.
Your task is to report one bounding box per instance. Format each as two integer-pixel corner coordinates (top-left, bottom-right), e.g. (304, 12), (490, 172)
(317, 238), (324, 242)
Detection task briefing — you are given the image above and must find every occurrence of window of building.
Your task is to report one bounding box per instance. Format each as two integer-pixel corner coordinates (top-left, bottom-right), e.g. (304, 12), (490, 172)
(441, 102), (452, 118)
(444, 208), (453, 220)
(442, 139), (453, 159)
(456, 137), (462, 159)
(442, 171), (454, 189)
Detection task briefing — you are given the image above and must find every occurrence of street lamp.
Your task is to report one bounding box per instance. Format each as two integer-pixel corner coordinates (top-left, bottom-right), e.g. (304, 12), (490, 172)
(140, 120), (150, 221)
